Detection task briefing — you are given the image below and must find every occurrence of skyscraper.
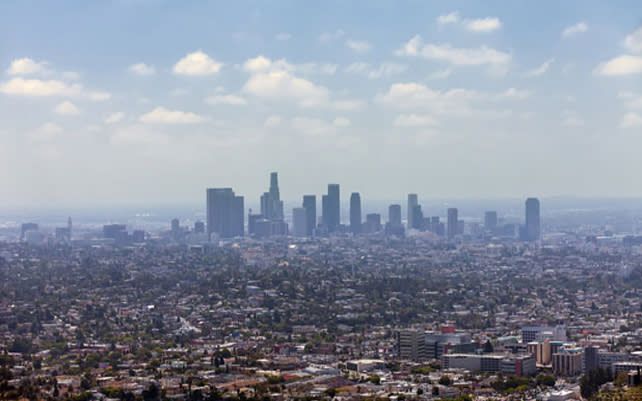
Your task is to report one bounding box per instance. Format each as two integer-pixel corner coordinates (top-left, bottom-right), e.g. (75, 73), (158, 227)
(412, 205), (425, 230)
(194, 221), (205, 233)
(407, 194), (418, 230)
(206, 188), (244, 238)
(261, 172), (284, 220)
(302, 195), (316, 236)
(321, 194), (329, 230)
(447, 207), (458, 239)
(484, 211), (498, 230)
(525, 197), (541, 241)
(326, 184), (340, 233)
(365, 213), (381, 233)
(292, 207), (307, 237)
(350, 192), (361, 235)
(388, 204), (402, 226)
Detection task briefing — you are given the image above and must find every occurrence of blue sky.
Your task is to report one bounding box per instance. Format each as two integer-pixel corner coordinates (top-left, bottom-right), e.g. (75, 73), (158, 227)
(1, 0), (641, 206)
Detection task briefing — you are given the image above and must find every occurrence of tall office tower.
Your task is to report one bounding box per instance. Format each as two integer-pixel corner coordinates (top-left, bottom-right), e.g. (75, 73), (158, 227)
(260, 172), (284, 220)
(20, 223), (38, 241)
(247, 212), (262, 236)
(302, 195), (316, 236)
(365, 213), (382, 233)
(430, 216), (440, 233)
(350, 192), (362, 235)
(412, 205), (425, 230)
(260, 192), (269, 217)
(525, 197), (541, 241)
(268, 172), (284, 220)
(484, 211), (498, 230)
(327, 184), (340, 232)
(447, 207), (459, 239)
(206, 188), (244, 238)
(292, 207), (307, 237)
(171, 218), (179, 233)
(194, 221), (205, 234)
(321, 195), (329, 229)
(407, 194), (418, 230)
(67, 217), (72, 238)
(388, 204), (402, 226)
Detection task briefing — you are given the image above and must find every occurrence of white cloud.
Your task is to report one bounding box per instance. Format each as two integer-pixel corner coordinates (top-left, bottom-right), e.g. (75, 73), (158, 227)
(296, 63), (338, 75)
(173, 51), (222, 76)
(61, 71), (81, 81)
(620, 112), (642, 128)
(624, 27), (642, 53)
(421, 43), (510, 67)
(110, 125), (170, 145)
(0, 77), (82, 96)
(619, 92), (642, 109)
(395, 36), (511, 73)
(205, 94), (247, 105)
(394, 35), (423, 56)
(243, 55), (273, 72)
(428, 69), (452, 80)
(594, 55), (642, 76)
(464, 17), (502, 32)
(332, 99), (366, 111)
(345, 40), (372, 54)
(243, 56), (335, 75)
(562, 22), (588, 38)
(437, 11), (460, 25)
(28, 122), (63, 142)
(376, 82), (527, 116)
(319, 29), (345, 44)
(242, 69), (329, 107)
(526, 58), (554, 77)
(562, 110), (585, 126)
(333, 117), (351, 127)
(139, 107), (206, 124)
(264, 115), (281, 127)
(88, 91), (111, 101)
(291, 117), (334, 136)
(345, 62), (407, 78)
(54, 100), (80, 116)
(129, 62), (156, 76)
(498, 88), (530, 99)
(0, 77), (109, 100)
(6, 58), (50, 75)
(105, 112), (125, 124)
(393, 114), (438, 127)
(276, 32), (291, 41)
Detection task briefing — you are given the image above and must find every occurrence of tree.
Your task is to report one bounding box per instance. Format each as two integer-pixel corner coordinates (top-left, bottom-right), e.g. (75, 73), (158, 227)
(536, 374), (556, 387)
(439, 375), (452, 386)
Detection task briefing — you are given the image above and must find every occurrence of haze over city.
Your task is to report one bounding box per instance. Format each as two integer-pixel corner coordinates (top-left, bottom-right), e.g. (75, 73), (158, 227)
(2, 3), (642, 401)
(2, 1), (642, 207)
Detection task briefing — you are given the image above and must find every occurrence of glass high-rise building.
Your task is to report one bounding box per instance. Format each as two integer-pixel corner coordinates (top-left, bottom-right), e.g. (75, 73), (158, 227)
(350, 192), (362, 234)
(302, 195), (316, 236)
(407, 194), (418, 230)
(525, 198), (540, 241)
(206, 188), (244, 238)
(484, 211), (498, 230)
(447, 207), (458, 239)
(326, 184), (340, 233)
(388, 204), (402, 226)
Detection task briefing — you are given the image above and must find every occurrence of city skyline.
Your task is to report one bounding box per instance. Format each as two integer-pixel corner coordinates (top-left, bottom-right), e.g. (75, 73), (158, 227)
(2, 1), (642, 206)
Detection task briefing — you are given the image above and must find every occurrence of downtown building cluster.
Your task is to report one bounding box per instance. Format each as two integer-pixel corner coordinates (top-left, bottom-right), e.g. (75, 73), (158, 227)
(205, 172), (542, 242)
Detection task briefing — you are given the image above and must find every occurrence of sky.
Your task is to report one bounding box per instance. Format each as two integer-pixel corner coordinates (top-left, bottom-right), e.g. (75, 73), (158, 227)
(1, 0), (642, 207)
